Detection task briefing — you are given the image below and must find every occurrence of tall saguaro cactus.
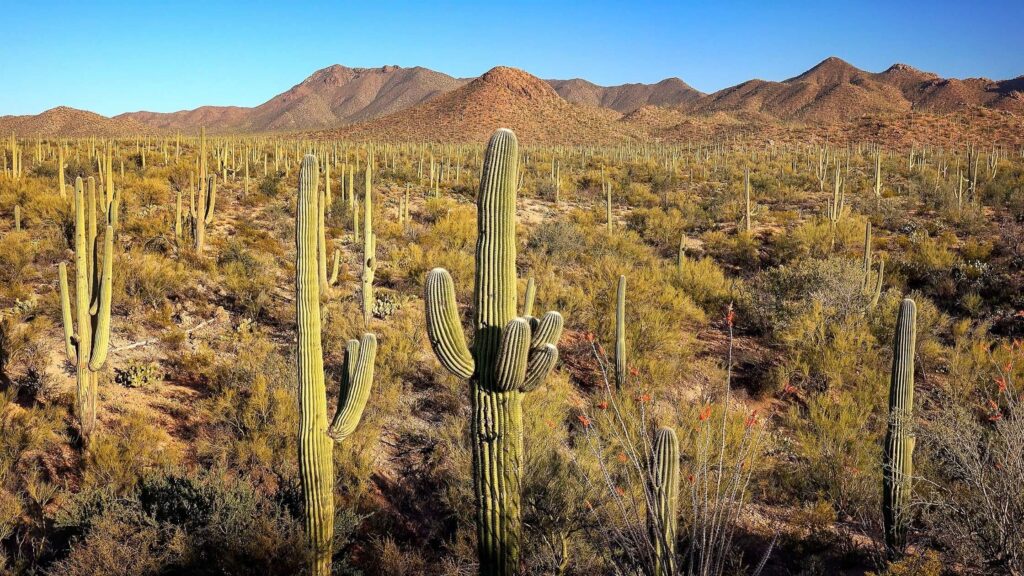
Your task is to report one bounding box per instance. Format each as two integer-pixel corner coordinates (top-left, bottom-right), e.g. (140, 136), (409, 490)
(424, 128), (563, 576)
(296, 154), (377, 576)
(361, 161), (375, 326)
(650, 426), (680, 576)
(883, 298), (916, 555)
(615, 274), (627, 389)
(58, 176), (116, 441)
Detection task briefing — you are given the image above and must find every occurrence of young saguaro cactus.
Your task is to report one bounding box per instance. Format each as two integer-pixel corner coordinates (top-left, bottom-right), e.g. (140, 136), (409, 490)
(58, 176), (116, 442)
(295, 154), (377, 576)
(650, 426), (680, 576)
(883, 298), (916, 555)
(615, 275), (627, 389)
(424, 128), (563, 576)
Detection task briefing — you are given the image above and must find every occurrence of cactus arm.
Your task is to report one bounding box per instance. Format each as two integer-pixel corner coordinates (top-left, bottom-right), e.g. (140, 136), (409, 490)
(328, 333), (377, 442)
(58, 263), (76, 363)
(329, 248), (340, 286)
(425, 268), (475, 379)
(522, 277), (536, 318)
(530, 311), (564, 349)
(204, 175), (216, 224)
(88, 224), (114, 371)
(494, 318), (531, 392)
(521, 344), (558, 392)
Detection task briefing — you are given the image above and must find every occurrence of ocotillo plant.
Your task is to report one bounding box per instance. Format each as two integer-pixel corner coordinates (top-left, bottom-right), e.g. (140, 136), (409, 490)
(651, 426), (680, 576)
(615, 275), (626, 389)
(361, 162), (375, 326)
(883, 298), (916, 555)
(424, 128), (563, 576)
(295, 154), (377, 576)
(58, 176), (116, 442)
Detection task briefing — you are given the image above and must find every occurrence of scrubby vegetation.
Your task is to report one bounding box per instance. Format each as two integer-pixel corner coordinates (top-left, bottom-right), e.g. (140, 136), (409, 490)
(0, 131), (1021, 575)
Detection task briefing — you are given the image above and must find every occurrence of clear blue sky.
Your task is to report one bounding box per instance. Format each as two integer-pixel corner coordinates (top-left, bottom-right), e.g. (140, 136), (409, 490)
(2, 0), (1021, 116)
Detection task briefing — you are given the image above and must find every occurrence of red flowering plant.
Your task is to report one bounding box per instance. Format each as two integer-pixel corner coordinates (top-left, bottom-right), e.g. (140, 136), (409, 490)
(565, 300), (774, 575)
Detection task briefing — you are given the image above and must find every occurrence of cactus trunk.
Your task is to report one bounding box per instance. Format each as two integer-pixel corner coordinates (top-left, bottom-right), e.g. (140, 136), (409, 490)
(883, 298), (916, 555)
(651, 427), (680, 576)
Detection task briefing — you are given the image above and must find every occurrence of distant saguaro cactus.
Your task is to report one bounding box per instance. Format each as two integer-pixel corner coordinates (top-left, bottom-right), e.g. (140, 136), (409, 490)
(424, 128), (563, 576)
(615, 274), (627, 389)
(295, 154), (377, 576)
(883, 298), (916, 556)
(58, 176), (117, 442)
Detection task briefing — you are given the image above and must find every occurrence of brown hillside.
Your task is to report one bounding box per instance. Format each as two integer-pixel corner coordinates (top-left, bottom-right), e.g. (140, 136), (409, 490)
(688, 57), (911, 121)
(0, 106), (157, 137)
(548, 77), (703, 113)
(689, 57), (1024, 121)
(115, 105), (250, 132)
(120, 65), (469, 133)
(325, 66), (639, 145)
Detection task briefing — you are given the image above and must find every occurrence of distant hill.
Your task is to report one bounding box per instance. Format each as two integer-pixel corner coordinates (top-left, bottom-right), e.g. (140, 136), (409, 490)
(687, 57), (1024, 121)
(117, 65), (469, 133)
(547, 77), (703, 113)
(5, 58), (1022, 141)
(0, 106), (157, 137)
(323, 66), (640, 145)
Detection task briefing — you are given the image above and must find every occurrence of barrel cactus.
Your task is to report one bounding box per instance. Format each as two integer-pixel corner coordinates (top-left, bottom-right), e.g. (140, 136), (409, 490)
(296, 154), (377, 576)
(424, 128), (563, 576)
(883, 297), (916, 555)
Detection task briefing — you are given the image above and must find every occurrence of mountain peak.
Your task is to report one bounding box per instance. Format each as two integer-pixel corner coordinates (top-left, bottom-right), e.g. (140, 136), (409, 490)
(477, 66), (559, 100)
(790, 56), (864, 83)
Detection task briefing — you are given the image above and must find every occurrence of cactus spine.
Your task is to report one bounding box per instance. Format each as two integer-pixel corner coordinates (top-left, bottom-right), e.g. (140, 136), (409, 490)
(883, 298), (916, 555)
(361, 161), (375, 326)
(651, 426), (680, 576)
(424, 129), (563, 576)
(59, 176), (116, 441)
(296, 154), (377, 576)
(615, 274), (626, 389)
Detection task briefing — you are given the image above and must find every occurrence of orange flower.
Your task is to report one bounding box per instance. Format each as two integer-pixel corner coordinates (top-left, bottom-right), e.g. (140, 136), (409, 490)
(597, 401), (608, 410)
(629, 366), (639, 377)
(698, 404), (713, 422)
(577, 414), (591, 428)
(617, 452), (628, 464)
(636, 393), (651, 404)
(585, 331), (595, 343)
(726, 306), (735, 328)
(782, 384), (797, 396)
(988, 399), (1000, 411)
(996, 377), (1007, 392)
(744, 409), (759, 428)
(615, 486), (626, 497)
(687, 474), (695, 484)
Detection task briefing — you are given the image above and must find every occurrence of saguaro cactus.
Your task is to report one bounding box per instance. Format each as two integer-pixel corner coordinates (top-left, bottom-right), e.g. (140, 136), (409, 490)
(295, 154), (377, 576)
(58, 176), (116, 441)
(615, 275), (626, 389)
(424, 128), (563, 576)
(883, 298), (916, 555)
(361, 161), (375, 326)
(650, 426), (680, 576)
(743, 167), (752, 233)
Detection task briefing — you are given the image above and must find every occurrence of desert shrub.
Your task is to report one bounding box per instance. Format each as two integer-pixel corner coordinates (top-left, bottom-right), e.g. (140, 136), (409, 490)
(83, 410), (183, 494)
(217, 239), (276, 320)
(674, 255), (734, 313)
(115, 250), (189, 310)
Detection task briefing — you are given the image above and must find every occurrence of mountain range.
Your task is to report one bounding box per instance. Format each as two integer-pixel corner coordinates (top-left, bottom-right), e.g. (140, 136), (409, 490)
(1, 57), (1021, 143)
